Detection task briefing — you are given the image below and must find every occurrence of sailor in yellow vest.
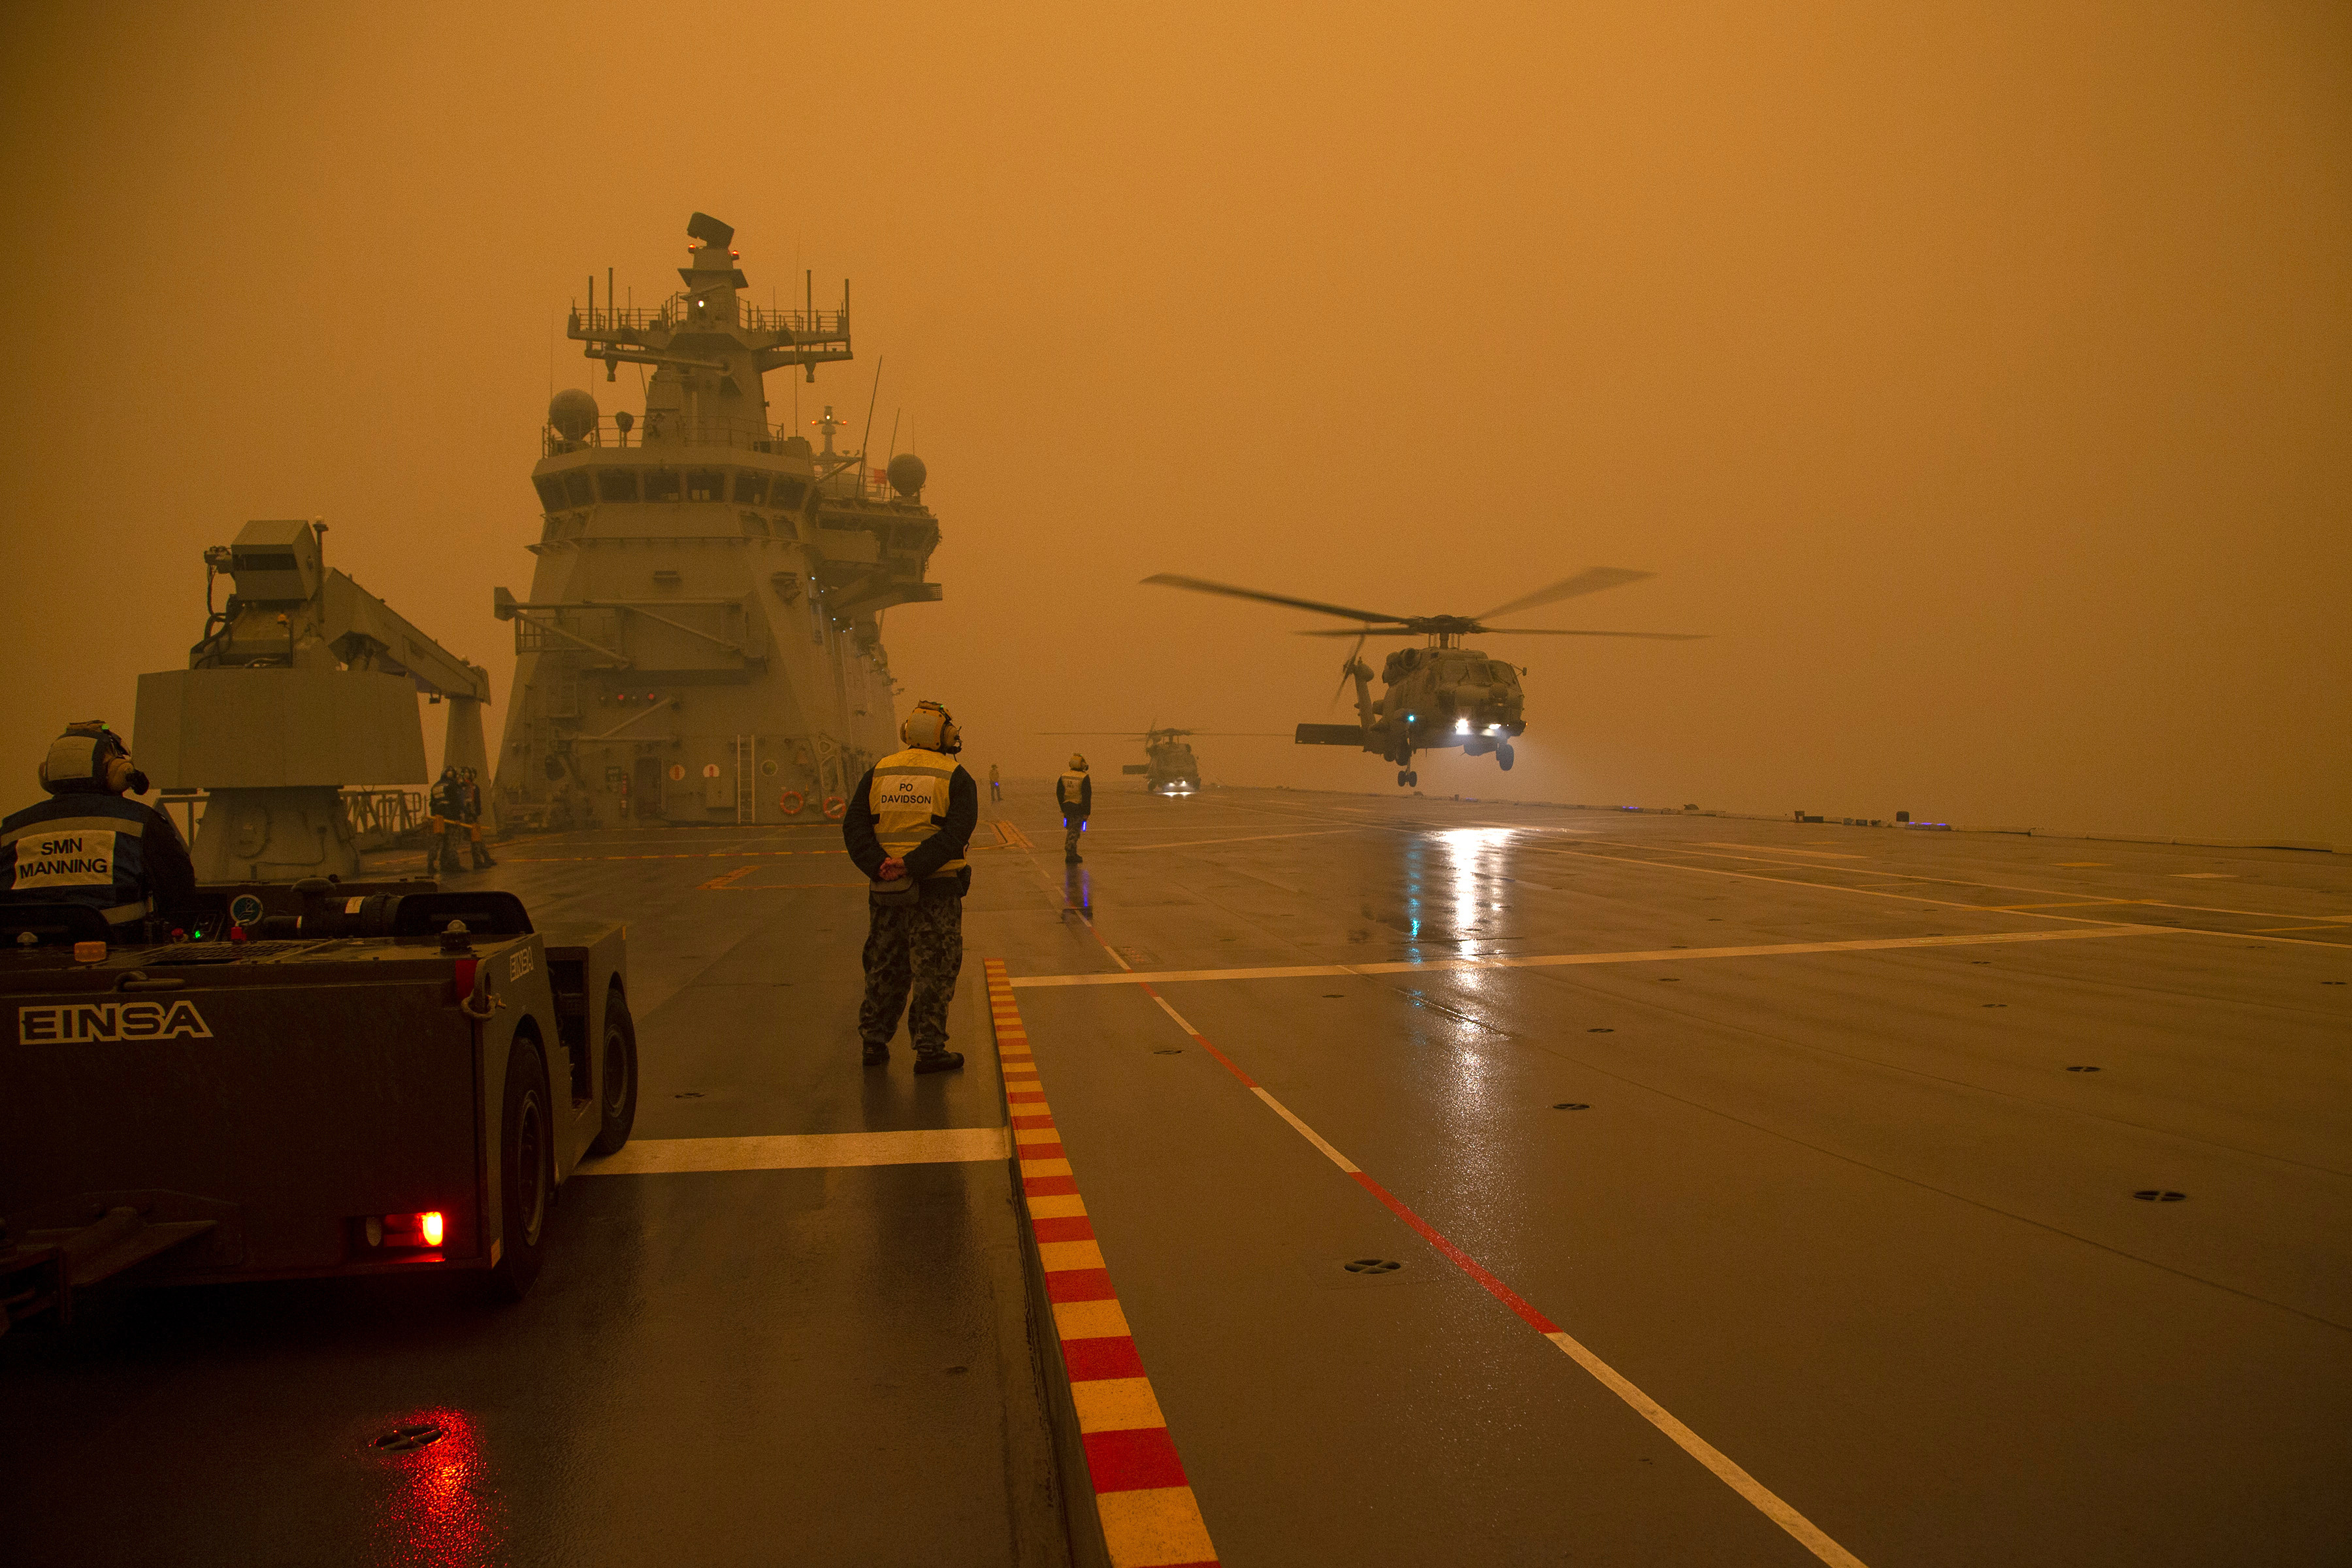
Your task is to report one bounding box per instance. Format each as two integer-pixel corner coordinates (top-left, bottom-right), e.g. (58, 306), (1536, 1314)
(842, 700), (979, 1072)
(1056, 753), (1092, 864)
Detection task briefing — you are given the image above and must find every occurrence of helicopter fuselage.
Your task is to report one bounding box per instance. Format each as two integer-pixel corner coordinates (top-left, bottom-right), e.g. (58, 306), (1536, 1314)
(1345, 640), (1526, 774)
(1143, 564), (1693, 789)
(1139, 737), (1200, 794)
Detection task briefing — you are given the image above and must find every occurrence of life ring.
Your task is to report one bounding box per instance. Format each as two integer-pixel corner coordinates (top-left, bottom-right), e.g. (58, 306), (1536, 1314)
(777, 790), (804, 815)
(822, 795), (847, 820)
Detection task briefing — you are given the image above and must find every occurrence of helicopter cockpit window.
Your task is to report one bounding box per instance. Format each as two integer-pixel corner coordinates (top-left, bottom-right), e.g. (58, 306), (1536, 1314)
(598, 468), (640, 502)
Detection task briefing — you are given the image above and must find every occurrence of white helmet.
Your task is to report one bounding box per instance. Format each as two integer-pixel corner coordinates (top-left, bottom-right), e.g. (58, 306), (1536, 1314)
(40, 720), (144, 796)
(902, 700), (962, 754)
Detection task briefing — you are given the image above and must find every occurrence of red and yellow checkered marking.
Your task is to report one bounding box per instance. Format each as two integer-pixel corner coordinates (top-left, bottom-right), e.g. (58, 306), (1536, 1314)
(986, 958), (1218, 1568)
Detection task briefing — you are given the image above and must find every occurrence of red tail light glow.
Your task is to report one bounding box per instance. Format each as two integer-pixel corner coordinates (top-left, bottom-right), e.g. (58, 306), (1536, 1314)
(421, 1211), (446, 1248)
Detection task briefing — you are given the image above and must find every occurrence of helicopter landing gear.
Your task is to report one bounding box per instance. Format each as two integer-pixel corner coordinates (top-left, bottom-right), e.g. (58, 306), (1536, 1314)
(1497, 743), (1514, 771)
(1396, 768), (1418, 788)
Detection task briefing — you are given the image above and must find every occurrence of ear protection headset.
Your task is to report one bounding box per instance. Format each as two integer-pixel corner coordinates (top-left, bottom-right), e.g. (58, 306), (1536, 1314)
(39, 721), (148, 797)
(1068, 753), (1088, 773)
(902, 700), (962, 754)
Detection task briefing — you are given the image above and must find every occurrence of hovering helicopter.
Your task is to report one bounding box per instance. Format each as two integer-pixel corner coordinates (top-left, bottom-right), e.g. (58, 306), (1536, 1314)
(1038, 725), (1288, 795)
(1142, 568), (1705, 787)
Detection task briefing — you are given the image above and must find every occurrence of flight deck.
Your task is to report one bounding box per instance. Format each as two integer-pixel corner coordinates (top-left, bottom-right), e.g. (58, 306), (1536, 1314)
(2, 786), (2344, 1565)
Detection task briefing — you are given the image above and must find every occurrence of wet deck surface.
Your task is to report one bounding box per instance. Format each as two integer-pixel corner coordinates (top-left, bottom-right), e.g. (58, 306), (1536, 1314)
(985, 785), (2349, 1567)
(5, 785), (2346, 1565)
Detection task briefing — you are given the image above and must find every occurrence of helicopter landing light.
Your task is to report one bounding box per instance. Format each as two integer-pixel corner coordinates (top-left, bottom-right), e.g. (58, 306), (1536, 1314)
(1456, 719), (1470, 734)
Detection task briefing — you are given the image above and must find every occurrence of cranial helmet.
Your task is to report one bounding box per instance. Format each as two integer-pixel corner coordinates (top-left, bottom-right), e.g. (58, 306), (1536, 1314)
(902, 700), (962, 754)
(1068, 753), (1088, 773)
(39, 720), (146, 797)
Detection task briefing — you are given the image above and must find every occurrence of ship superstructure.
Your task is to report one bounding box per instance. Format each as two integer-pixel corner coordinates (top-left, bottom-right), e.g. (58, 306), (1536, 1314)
(493, 213), (941, 828)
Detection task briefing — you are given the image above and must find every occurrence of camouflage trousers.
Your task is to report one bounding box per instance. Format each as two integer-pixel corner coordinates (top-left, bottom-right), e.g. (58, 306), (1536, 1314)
(1064, 816), (1085, 858)
(858, 886), (964, 1055)
(430, 816), (493, 874)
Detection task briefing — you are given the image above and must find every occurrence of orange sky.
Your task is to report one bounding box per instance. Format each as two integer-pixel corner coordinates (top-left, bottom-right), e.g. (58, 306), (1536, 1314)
(3, 1), (2345, 844)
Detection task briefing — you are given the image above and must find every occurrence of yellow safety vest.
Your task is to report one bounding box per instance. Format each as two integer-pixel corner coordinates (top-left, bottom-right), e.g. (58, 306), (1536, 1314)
(1057, 772), (1088, 813)
(868, 747), (968, 877)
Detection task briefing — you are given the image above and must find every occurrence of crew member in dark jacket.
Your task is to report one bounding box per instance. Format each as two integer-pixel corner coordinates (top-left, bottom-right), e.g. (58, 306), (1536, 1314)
(1, 720), (196, 936)
(1056, 753), (1092, 864)
(843, 700), (978, 1073)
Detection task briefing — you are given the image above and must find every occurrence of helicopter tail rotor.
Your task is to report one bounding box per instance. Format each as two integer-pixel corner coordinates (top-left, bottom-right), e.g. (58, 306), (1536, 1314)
(1328, 630), (1367, 711)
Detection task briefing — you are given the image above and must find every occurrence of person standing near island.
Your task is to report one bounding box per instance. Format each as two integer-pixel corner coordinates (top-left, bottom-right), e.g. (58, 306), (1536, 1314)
(988, 762), (1001, 803)
(843, 700), (977, 1073)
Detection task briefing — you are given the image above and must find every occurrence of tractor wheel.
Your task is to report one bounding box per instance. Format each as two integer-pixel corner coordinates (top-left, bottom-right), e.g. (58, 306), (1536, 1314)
(587, 988), (638, 1156)
(489, 1035), (553, 1301)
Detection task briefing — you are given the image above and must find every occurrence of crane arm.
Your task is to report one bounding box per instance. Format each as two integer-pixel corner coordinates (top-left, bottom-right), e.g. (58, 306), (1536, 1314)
(319, 572), (492, 702)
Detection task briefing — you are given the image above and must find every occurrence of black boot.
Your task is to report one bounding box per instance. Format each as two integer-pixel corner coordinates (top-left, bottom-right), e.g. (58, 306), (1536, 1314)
(914, 1051), (964, 1075)
(862, 1042), (890, 1067)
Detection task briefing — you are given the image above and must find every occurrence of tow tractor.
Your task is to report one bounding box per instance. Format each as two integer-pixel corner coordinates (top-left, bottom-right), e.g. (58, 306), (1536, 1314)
(0, 881), (634, 1328)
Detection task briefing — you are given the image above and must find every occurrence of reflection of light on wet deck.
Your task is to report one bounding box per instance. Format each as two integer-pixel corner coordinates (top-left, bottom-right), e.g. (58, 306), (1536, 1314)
(376, 1406), (500, 1566)
(1400, 830), (1526, 1214)
(1433, 828), (1518, 956)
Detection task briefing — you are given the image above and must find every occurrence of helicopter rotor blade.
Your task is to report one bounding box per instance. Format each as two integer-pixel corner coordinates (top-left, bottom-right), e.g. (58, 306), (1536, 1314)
(1294, 627), (1422, 638)
(1475, 627), (1708, 640)
(1478, 566), (1653, 622)
(1143, 573), (1408, 625)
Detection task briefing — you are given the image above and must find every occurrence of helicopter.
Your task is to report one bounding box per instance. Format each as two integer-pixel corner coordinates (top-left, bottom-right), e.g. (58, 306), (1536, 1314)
(1142, 568), (1704, 787)
(1038, 725), (1288, 795)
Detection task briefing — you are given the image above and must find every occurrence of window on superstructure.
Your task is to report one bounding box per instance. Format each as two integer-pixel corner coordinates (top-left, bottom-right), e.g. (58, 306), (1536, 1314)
(598, 469), (640, 502)
(533, 476), (567, 511)
(740, 512), (768, 538)
(563, 470), (595, 506)
(770, 476), (809, 512)
(687, 470), (725, 502)
(734, 470), (770, 506)
(645, 470), (681, 502)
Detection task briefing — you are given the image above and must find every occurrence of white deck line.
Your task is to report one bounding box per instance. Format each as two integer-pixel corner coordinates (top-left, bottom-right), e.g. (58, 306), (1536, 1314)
(1007, 924), (2172, 988)
(578, 1126), (1009, 1175)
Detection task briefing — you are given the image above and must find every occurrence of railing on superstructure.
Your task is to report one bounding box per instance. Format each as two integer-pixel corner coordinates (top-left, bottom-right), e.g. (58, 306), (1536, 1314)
(568, 298), (849, 342)
(544, 414), (791, 456)
(157, 787), (431, 852)
(540, 420), (927, 506)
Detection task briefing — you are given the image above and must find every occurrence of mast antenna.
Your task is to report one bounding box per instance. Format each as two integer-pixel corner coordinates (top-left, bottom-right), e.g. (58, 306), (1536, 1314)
(858, 356), (885, 482)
